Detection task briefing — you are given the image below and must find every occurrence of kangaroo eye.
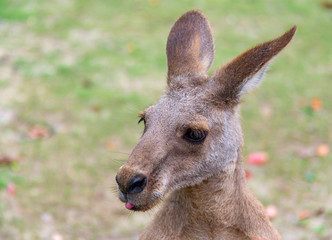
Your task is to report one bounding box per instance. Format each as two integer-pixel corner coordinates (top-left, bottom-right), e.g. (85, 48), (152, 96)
(183, 129), (207, 143)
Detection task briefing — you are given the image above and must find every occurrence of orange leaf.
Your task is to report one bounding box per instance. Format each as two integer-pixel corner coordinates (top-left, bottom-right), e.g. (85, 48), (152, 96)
(265, 205), (278, 220)
(107, 140), (116, 151)
(311, 97), (322, 111)
(298, 210), (310, 220)
(316, 144), (330, 157)
(245, 169), (252, 180)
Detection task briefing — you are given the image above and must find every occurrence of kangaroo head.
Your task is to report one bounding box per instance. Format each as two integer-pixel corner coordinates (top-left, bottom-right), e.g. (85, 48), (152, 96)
(116, 10), (296, 211)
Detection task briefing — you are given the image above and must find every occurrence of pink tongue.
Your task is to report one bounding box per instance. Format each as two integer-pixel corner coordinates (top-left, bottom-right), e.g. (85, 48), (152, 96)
(125, 202), (135, 210)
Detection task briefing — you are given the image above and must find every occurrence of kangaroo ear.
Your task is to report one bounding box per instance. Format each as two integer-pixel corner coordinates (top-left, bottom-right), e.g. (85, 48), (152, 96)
(211, 26), (297, 104)
(166, 10), (214, 88)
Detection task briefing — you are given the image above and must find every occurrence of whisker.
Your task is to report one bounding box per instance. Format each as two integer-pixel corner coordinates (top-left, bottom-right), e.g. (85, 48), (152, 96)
(110, 158), (126, 164)
(109, 158), (126, 168)
(109, 186), (118, 195)
(123, 105), (145, 115)
(109, 151), (131, 156)
(127, 210), (135, 218)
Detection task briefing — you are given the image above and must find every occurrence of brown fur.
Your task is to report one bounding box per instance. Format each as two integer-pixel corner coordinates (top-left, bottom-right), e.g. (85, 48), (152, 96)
(166, 10), (214, 88)
(116, 10), (296, 240)
(211, 26), (297, 104)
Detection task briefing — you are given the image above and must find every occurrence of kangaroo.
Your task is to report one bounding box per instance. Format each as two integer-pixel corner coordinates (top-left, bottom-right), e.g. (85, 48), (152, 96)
(115, 10), (296, 240)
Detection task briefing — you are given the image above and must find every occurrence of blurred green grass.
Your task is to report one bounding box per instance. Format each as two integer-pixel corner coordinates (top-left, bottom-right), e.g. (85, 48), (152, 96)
(0, 0), (331, 239)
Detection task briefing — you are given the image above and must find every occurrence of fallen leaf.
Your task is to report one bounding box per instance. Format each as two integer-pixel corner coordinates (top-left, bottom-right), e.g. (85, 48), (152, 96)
(316, 144), (329, 157)
(107, 140), (116, 151)
(298, 210), (310, 220)
(125, 43), (136, 53)
(245, 169), (252, 180)
(7, 182), (16, 196)
(313, 207), (325, 216)
(91, 104), (101, 112)
(28, 125), (51, 139)
(0, 156), (18, 166)
(311, 97), (322, 111)
(148, 0), (159, 6)
(265, 205), (278, 220)
(247, 152), (268, 165)
(321, 1), (332, 9)
(82, 79), (93, 88)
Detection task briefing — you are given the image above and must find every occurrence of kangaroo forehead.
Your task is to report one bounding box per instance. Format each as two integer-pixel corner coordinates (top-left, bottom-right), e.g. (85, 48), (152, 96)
(144, 88), (233, 129)
(147, 102), (210, 130)
(160, 88), (209, 112)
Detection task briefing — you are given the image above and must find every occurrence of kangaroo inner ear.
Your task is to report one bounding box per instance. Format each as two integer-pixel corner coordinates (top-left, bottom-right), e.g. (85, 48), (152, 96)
(166, 10), (214, 87)
(211, 25), (297, 104)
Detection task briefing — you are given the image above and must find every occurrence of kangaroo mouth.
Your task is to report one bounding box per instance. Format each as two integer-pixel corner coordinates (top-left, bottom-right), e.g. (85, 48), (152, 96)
(122, 198), (161, 212)
(118, 190), (163, 212)
(124, 201), (154, 211)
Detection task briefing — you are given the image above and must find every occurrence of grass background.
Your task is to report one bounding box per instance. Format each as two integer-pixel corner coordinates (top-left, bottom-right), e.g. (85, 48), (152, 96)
(0, 0), (331, 239)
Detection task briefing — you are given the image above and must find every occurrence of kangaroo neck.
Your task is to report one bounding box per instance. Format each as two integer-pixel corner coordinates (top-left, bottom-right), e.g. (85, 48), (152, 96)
(167, 151), (281, 239)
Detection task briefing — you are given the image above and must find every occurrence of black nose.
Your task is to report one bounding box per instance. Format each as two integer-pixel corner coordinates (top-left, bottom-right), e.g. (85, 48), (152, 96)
(127, 174), (147, 194)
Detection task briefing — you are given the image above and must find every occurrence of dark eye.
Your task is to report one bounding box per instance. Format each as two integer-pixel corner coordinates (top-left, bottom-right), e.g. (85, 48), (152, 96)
(183, 129), (207, 143)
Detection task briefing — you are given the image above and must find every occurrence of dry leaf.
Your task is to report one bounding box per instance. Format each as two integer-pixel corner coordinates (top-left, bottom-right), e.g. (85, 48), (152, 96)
(247, 152), (268, 165)
(7, 182), (16, 196)
(0, 156), (17, 166)
(125, 43), (136, 53)
(107, 140), (116, 151)
(148, 0), (159, 7)
(311, 97), (323, 111)
(265, 205), (278, 220)
(91, 104), (101, 112)
(316, 144), (330, 157)
(28, 126), (51, 139)
(321, 1), (332, 9)
(245, 169), (252, 180)
(298, 210), (310, 220)
(313, 207), (325, 216)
